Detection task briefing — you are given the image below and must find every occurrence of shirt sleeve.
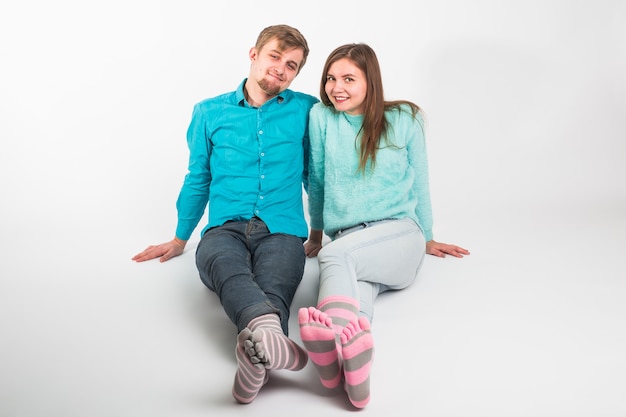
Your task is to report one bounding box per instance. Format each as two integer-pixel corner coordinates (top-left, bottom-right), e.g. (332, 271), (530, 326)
(307, 104), (326, 231)
(175, 103), (212, 240)
(301, 101), (314, 194)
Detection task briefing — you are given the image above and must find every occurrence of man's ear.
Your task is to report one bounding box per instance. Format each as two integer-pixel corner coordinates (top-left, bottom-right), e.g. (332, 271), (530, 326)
(248, 47), (257, 62)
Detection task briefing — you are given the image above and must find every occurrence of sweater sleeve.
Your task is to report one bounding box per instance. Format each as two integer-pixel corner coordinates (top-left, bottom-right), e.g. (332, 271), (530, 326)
(408, 112), (434, 241)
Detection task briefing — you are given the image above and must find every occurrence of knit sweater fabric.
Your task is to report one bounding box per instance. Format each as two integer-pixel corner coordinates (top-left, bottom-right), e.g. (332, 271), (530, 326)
(307, 102), (434, 241)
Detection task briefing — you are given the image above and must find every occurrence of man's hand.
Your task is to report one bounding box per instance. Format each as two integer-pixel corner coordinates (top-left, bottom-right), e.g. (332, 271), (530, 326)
(132, 237), (187, 263)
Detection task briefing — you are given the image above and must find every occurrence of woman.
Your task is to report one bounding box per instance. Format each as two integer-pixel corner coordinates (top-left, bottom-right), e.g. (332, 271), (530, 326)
(298, 43), (469, 408)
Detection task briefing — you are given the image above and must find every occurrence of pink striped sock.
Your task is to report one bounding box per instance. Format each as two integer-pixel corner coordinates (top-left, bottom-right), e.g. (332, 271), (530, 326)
(341, 316), (374, 408)
(317, 296), (360, 336)
(247, 314), (308, 371)
(298, 306), (342, 388)
(232, 328), (268, 404)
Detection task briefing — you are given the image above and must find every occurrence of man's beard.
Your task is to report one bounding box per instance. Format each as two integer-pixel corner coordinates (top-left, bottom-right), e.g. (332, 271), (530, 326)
(257, 77), (282, 96)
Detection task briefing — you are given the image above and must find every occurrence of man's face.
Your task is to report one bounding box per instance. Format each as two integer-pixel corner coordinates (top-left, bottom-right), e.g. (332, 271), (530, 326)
(249, 38), (304, 96)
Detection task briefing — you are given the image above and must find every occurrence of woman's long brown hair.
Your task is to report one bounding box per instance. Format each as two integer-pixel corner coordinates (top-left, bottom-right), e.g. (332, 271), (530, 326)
(320, 43), (422, 174)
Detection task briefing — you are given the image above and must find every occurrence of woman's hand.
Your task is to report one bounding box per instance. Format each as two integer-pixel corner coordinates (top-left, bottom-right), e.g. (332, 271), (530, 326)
(426, 240), (470, 258)
(304, 229), (324, 258)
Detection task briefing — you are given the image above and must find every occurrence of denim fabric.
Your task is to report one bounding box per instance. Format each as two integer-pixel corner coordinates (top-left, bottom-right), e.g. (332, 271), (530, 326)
(195, 217), (305, 335)
(316, 217), (425, 321)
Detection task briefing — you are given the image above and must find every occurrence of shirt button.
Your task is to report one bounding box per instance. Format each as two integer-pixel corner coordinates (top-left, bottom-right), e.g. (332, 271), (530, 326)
(261, 175), (265, 179)
(260, 153), (265, 157)
(259, 130), (263, 135)
(259, 196), (264, 200)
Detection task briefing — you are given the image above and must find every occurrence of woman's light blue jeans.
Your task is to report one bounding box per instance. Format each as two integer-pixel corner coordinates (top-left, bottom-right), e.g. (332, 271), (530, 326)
(195, 217), (306, 335)
(317, 217), (426, 321)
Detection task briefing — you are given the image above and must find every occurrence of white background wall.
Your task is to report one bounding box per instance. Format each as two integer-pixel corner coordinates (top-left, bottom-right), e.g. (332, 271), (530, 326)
(1, 1), (625, 416)
(1, 0), (624, 239)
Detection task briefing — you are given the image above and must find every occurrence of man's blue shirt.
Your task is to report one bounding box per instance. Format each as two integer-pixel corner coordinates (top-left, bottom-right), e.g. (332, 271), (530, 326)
(175, 79), (319, 240)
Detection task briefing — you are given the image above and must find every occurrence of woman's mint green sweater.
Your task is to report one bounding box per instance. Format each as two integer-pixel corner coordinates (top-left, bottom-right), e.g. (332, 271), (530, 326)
(307, 102), (434, 241)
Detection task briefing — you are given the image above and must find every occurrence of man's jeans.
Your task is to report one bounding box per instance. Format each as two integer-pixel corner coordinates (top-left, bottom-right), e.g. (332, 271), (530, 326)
(195, 217), (305, 335)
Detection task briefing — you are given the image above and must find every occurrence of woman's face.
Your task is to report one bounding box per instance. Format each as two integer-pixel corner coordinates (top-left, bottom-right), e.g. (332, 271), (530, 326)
(324, 58), (367, 115)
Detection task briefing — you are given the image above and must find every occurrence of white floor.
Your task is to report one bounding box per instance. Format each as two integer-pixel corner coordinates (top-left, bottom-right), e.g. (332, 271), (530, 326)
(2, 199), (625, 417)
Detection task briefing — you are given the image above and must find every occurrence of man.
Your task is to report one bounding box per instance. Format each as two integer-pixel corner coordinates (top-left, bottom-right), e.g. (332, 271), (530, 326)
(133, 24), (318, 403)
